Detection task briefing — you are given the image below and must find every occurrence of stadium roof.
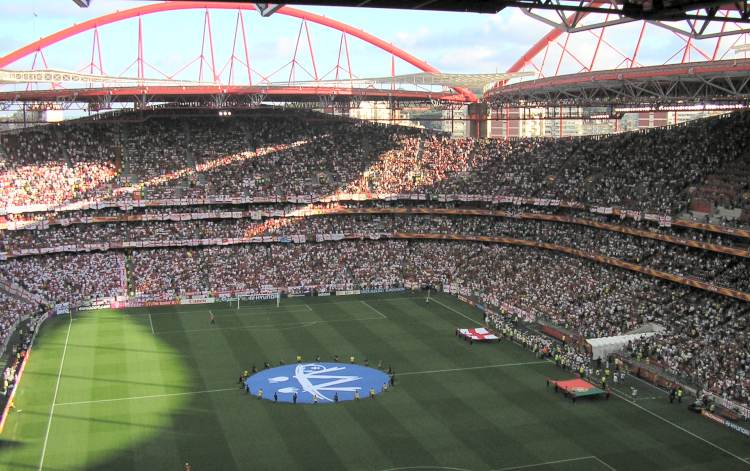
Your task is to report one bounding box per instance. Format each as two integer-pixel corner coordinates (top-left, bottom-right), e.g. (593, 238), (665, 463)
(143, 0), (750, 30)
(288, 72), (534, 93)
(131, 1), (510, 14)
(485, 58), (750, 109)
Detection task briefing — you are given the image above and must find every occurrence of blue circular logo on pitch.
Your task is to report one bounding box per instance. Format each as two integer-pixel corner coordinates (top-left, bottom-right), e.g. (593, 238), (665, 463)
(245, 363), (390, 404)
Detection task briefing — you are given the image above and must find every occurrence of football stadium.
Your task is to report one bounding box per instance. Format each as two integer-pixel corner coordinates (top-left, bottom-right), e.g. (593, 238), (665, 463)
(0, 1), (749, 470)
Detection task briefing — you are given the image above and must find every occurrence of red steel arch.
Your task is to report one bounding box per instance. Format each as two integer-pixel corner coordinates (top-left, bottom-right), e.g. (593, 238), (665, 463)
(0, 1), (476, 102)
(506, 5), (601, 74)
(505, 3), (750, 80)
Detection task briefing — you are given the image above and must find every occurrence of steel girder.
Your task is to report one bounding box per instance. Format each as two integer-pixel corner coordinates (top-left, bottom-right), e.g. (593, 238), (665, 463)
(488, 58), (750, 108)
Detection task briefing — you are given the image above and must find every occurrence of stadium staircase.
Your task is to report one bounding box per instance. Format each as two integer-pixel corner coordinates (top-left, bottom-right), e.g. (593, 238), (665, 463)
(0, 138), (7, 162)
(531, 140), (582, 199)
(124, 253), (135, 296)
(52, 126), (70, 164)
(678, 145), (750, 224)
(118, 125), (135, 185)
(182, 121), (203, 196)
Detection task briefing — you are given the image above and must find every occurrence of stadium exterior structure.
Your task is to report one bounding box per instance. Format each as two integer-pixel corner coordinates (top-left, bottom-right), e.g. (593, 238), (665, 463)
(5, 1), (750, 111)
(0, 2), (476, 108)
(4, 1), (750, 139)
(486, 59), (750, 109)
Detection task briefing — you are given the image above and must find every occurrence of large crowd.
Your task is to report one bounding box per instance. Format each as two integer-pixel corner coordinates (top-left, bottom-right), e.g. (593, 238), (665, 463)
(1, 108), (749, 219)
(45, 239), (743, 403)
(0, 108), (748, 408)
(0, 252), (126, 307)
(3, 213), (749, 293)
(0, 291), (35, 349)
(0, 124), (119, 206)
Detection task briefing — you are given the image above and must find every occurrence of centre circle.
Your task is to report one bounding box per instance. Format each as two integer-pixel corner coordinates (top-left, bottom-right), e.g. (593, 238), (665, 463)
(245, 362), (391, 404)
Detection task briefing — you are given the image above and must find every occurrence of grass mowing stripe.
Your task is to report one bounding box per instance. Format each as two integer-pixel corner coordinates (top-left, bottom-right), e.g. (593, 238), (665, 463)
(430, 298), (482, 326)
(360, 300), (388, 319)
(54, 361), (551, 406)
(400, 360), (549, 376)
(38, 317), (73, 471)
(610, 389), (749, 465)
(11, 294), (749, 471)
(173, 306), (309, 316)
(489, 455), (599, 471)
(155, 316), (384, 335)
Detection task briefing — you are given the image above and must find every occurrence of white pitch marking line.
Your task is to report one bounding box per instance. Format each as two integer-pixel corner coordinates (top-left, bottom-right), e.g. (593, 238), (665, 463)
(380, 466), (474, 471)
(38, 317), (73, 471)
(592, 456), (617, 471)
(55, 387), (237, 407)
(490, 455), (599, 471)
(155, 316), (385, 335)
(430, 298), (482, 326)
(400, 360), (549, 376)
(361, 300), (388, 319)
(627, 372), (669, 395)
(610, 390), (749, 465)
(53, 360), (552, 407)
(132, 306), (310, 316)
(305, 304), (314, 312)
(148, 311), (155, 335)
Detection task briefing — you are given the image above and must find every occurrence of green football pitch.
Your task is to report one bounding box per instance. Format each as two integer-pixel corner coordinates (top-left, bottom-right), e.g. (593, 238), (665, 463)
(1, 292), (748, 471)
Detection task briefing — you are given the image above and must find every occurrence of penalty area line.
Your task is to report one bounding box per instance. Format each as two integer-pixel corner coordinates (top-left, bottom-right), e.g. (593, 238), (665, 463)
(54, 387), (238, 407)
(361, 300), (388, 319)
(611, 389), (749, 465)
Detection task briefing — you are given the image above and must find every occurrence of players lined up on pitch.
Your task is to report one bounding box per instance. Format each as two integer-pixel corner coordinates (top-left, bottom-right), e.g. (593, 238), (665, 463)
(485, 309), (697, 407)
(237, 355), (396, 403)
(2, 109), (749, 223)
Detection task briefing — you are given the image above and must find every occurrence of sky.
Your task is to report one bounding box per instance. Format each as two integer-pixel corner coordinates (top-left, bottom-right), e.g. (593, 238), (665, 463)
(0, 1), (746, 88)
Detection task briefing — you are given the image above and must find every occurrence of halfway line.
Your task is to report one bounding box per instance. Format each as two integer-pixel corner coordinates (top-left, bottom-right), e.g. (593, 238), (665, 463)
(53, 361), (551, 407)
(491, 455), (599, 471)
(55, 387), (237, 407)
(400, 360), (549, 376)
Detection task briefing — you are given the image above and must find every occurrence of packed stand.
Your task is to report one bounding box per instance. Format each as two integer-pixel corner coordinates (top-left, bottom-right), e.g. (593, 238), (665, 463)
(2, 109), (750, 221)
(0, 253), (126, 306)
(4, 213), (748, 293)
(0, 124), (119, 207)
